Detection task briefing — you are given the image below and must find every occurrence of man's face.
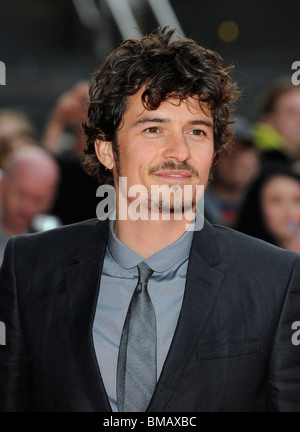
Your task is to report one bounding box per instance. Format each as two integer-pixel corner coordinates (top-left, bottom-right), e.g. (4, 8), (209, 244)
(110, 90), (215, 215)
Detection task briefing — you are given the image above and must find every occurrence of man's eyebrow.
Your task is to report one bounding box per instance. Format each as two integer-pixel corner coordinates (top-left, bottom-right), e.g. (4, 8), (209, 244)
(189, 119), (213, 128)
(134, 118), (213, 127)
(134, 117), (170, 126)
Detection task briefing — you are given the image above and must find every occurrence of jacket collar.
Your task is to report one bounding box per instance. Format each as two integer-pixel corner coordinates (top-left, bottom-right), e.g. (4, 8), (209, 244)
(73, 218), (221, 266)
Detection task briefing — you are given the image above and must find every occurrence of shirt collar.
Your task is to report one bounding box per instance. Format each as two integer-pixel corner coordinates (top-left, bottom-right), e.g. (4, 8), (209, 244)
(108, 219), (194, 273)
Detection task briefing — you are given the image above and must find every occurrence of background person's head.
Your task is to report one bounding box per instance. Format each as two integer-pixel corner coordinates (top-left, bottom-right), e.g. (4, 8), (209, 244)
(0, 109), (36, 141)
(212, 116), (260, 192)
(261, 174), (300, 246)
(83, 27), (240, 187)
(256, 77), (300, 157)
(237, 165), (300, 248)
(0, 133), (39, 172)
(0, 109), (38, 176)
(205, 117), (260, 228)
(0, 146), (60, 235)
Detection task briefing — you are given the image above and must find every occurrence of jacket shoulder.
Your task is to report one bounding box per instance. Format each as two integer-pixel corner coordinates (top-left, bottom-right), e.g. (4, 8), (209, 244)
(6, 218), (108, 267)
(212, 224), (299, 267)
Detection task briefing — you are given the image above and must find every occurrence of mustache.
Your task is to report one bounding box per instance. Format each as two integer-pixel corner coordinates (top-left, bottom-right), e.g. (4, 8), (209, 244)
(148, 161), (200, 177)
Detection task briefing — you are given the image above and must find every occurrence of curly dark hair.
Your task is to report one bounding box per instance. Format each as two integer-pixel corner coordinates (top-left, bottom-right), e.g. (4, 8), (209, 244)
(82, 27), (240, 185)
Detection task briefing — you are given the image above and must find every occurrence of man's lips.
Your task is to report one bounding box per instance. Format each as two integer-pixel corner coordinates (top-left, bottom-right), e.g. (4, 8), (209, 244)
(153, 170), (193, 180)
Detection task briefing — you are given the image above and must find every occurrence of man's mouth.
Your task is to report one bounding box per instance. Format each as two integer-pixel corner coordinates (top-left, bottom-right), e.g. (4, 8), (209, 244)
(153, 170), (193, 180)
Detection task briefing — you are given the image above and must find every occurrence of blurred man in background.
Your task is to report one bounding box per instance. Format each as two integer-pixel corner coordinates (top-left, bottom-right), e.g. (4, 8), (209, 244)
(253, 77), (300, 167)
(0, 146), (60, 264)
(205, 117), (260, 227)
(42, 81), (99, 224)
(0, 109), (36, 143)
(0, 109), (38, 179)
(0, 133), (39, 175)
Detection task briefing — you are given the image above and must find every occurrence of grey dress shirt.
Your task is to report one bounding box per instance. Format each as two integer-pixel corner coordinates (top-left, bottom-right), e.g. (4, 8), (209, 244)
(92, 220), (194, 412)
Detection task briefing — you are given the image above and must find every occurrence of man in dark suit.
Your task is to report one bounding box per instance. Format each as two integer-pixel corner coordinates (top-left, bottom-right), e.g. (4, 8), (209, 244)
(1, 27), (300, 412)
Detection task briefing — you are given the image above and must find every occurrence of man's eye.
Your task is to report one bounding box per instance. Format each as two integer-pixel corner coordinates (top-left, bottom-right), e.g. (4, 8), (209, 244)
(145, 127), (160, 134)
(191, 129), (205, 136)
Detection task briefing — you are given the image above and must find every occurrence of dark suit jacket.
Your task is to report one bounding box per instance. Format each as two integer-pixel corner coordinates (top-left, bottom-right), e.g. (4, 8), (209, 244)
(0, 218), (300, 412)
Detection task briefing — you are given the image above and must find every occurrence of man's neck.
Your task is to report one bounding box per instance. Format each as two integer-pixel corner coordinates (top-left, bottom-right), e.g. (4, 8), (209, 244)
(114, 218), (191, 258)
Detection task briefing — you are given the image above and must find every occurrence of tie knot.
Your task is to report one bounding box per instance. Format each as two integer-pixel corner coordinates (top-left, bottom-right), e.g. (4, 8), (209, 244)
(137, 262), (154, 285)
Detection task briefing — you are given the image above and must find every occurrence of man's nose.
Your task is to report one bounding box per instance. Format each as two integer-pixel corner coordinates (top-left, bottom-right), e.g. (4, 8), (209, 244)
(162, 134), (191, 162)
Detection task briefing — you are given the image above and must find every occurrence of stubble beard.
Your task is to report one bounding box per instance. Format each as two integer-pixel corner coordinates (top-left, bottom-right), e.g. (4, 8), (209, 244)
(112, 139), (205, 219)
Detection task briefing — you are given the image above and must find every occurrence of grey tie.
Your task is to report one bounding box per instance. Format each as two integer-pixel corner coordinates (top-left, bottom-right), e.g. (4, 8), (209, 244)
(117, 262), (156, 412)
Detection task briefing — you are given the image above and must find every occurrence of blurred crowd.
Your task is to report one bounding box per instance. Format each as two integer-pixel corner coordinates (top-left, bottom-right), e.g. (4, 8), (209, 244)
(0, 75), (300, 265)
(0, 81), (98, 265)
(206, 76), (300, 253)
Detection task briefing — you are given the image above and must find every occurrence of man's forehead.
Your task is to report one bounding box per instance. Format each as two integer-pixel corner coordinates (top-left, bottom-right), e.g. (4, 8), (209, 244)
(126, 91), (213, 120)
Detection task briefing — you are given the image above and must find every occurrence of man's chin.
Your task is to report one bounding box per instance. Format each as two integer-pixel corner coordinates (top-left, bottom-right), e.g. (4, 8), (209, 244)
(149, 198), (196, 214)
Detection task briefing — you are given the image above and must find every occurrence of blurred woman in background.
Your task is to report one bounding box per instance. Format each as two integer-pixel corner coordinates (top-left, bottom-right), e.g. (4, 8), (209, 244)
(236, 165), (300, 253)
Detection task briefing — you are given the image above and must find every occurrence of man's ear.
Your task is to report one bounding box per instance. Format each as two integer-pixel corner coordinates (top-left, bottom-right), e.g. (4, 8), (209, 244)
(211, 151), (217, 168)
(94, 139), (114, 170)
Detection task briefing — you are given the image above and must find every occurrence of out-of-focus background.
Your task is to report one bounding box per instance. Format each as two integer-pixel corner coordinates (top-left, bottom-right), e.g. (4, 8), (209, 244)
(0, 0), (300, 264)
(1, 0), (299, 130)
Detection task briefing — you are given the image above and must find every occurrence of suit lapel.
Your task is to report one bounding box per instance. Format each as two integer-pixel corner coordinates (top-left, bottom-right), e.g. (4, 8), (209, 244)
(147, 221), (225, 412)
(66, 219), (112, 412)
